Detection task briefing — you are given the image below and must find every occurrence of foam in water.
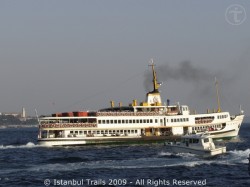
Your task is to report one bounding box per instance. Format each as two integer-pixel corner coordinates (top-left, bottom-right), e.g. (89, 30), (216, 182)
(229, 149), (250, 157)
(0, 142), (40, 149)
(158, 151), (173, 156)
(1, 145), (249, 175)
(228, 149), (250, 164)
(2, 149), (249, 175)
(158, 149), (250, 166)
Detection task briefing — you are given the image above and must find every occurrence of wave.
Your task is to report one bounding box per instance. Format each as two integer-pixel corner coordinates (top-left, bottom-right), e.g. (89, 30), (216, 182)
(0, 126), (8, 129)
(1, 148), (249, 175)
(26, 155), (209, 173)
(158, 148), (250, 166)
(47, 156), (91, 164)
(0, 142), (42, 149)
(3, 151), (244, 176)
(0, 158), (215, 175)
(229, 148), (250, 157)
(158, 151), (180, 158)
(228, 149), (250, 164)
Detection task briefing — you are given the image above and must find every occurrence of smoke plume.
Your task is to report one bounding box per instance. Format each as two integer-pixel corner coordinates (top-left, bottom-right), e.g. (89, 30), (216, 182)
(144, 61), (218, 91)
(143, 60), (236, 111)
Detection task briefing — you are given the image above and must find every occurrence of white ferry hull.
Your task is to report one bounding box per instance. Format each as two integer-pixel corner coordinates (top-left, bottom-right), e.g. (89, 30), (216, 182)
(38, 139), (87, 146)
(209, 129), (239, 139)
(37, 136), (179, 146)
(199, 115), (244, 139)
(38, 136), (141, 146)
(38, 137), (138, 146)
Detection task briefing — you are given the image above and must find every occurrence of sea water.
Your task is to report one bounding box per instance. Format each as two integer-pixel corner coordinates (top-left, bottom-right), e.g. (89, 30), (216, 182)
(0, 124), (250, 187)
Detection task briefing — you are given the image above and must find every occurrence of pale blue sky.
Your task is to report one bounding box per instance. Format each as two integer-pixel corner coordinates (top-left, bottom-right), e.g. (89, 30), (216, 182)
(0, 0), (249, 117)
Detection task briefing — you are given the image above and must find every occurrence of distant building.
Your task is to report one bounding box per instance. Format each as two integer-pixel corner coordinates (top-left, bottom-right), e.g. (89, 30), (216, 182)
(2, 113), (20, 117)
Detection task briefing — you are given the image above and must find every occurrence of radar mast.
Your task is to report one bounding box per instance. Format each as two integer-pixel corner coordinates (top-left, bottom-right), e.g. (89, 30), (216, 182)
(145, 59), (162, 106)
(148, 59), (161, 93)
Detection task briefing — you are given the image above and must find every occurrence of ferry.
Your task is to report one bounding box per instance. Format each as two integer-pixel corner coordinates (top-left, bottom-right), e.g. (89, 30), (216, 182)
(165, 133), (227, 157)
(37, 62), (244, 146)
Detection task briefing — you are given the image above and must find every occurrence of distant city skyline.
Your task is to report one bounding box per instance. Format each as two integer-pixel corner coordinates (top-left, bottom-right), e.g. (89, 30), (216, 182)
(0, 107), (26, 117)
(0, 0), (249, 118)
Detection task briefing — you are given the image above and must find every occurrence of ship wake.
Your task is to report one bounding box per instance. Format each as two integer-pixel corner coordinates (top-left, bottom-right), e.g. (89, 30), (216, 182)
(0, 142), (43, 149)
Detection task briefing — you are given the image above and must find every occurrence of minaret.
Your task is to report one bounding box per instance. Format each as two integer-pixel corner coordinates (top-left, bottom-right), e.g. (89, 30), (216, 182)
(21, 107), (26, 118)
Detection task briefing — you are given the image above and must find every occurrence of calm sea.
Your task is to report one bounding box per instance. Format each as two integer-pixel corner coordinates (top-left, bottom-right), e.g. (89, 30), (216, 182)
(0, 123), (250, 187)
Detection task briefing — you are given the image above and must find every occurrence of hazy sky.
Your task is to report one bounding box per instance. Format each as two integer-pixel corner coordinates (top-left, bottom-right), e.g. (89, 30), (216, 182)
(0, 0), (249, 117)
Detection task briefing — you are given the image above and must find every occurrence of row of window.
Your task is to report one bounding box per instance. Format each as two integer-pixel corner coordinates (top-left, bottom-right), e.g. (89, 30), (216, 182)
(218, 115), (228, 119)
(41, 118), (96, 124)
(181, 138), (199, 144)
(98, 119), (155, 124)
(171, 118), (189, 123)
(182, 138), (209, 144)
(69, 129), (138, 135)
(192, 124), (222, 131)
(98, 118), (190, 124)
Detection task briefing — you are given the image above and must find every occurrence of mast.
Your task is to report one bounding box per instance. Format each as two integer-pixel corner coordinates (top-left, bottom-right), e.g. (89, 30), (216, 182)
(149, 59), (161, 93)
(144, 59), (162, 106)
(215, 77), (221, 112)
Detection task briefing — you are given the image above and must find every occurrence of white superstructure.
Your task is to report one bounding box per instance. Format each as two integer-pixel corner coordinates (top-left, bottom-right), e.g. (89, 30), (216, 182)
(38, 62), (244, 146)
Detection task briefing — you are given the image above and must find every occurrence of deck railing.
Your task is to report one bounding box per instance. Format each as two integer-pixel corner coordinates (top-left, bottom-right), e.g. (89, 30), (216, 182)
(97, 111), (164, 116)
(40, 123), (97, 129)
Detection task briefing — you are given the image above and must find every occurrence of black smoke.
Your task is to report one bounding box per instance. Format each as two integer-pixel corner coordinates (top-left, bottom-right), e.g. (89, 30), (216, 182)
(143, 60), (236, 111)
(144, 61), (218, 92)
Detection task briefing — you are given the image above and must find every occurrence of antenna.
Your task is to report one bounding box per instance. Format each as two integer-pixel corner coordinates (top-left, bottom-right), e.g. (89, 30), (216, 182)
(215, 77), (221, 113)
